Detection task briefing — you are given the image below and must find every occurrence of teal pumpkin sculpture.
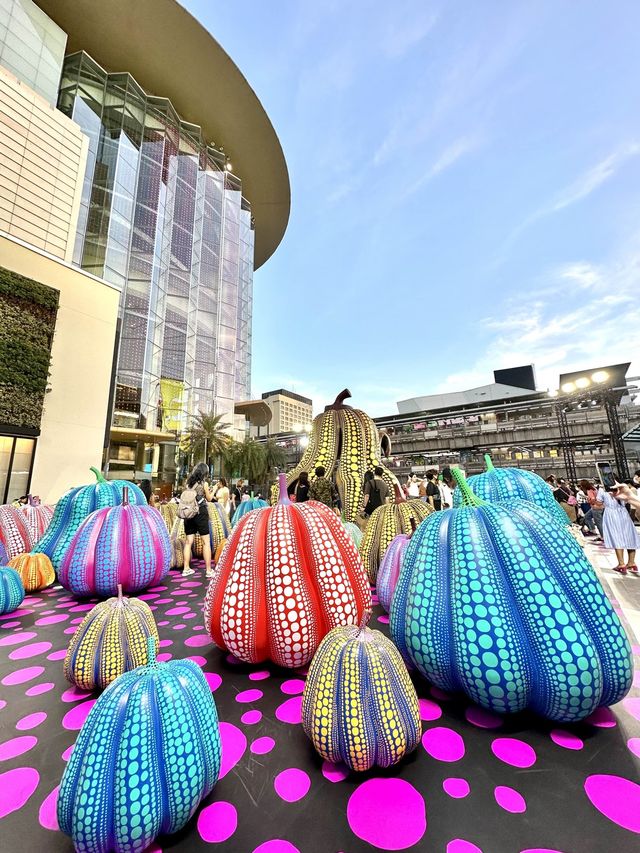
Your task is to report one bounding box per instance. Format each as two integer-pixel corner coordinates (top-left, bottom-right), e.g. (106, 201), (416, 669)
(57, 637), (222, 853)
(0, 565), (25, 615)
(33, 468), (146, 570)
(342, 518), (363, 549)
(231, 493), (268, 526)
(391, 470), (632, 722)
(453, 454), (569, 527)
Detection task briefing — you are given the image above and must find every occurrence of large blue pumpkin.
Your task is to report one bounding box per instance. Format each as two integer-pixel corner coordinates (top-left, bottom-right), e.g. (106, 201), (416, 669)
(0, 565), (25, 615)
(391, 470), (632, 722)
(57, 638), (221, 853)
(33, 468), (146, 570)
(452, 455), (569, 527)
(231, 495), (268, 526)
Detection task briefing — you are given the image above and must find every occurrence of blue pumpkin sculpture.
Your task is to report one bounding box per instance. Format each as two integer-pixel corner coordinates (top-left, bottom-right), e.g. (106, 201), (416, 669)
(0, 540), (8, 565)
(231, 494), (268, 526)
(57, 637), (222, 853)
(0, 565), (25, 615)
(452, 455), (569, 527)
(391, 470), (632, 722)
(33, 468), (147, 570)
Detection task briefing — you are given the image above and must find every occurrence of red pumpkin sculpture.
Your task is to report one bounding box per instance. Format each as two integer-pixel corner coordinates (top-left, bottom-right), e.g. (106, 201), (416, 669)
(204, 473), (371, 668)
(21, 497), (54, 543)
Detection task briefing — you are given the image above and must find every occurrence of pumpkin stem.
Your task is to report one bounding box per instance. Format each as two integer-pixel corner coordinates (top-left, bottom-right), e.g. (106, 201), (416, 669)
(393, 482), (406, 504)
(90, 466), (106, 483)
(122, 486), (129, 507)
(409, 516), (417, 534)
(325, 388), (351, 411)
(277, 473), (291, 506)
(250, 491), (254, 499)
(358, 609), (372, 632)
(117, 583), (123, 601)
(146, 635), (157, 666)
(451, 468), (485, 507)
(484, 453), (495, 472)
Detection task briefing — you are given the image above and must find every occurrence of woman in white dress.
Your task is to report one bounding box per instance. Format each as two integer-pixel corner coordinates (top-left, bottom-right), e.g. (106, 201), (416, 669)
(597, 483), (640, 575)
(215, 477), (231, 516)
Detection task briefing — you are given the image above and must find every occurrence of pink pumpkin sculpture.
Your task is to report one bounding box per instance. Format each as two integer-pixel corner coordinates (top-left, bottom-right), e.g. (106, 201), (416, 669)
(21, 497), (54, 543)
(59, 487), (171, 597)
(377, 517), (417, 614)
(0, 505), (32, 558)
(204, 473), (371, 668)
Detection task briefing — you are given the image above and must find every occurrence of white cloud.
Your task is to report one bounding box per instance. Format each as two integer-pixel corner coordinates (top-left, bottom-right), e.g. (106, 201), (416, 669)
(401, 134), (483, 198)
(382, 9), (439, 59)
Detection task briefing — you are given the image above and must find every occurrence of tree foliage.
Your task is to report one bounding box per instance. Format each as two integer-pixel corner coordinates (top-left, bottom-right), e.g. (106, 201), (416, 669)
(181, 412), (231, 467)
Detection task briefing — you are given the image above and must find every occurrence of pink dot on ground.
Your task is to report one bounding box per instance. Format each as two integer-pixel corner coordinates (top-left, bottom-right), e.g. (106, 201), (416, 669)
(550, 729), (584, 750)
(197, 800), (237, 843)
(226, 653), (241, 665)
(205, 672), (222, 692)
(62, 699), (96, 730)
(61, 744), (74, 761)
(241, 710), (262, 726)
(236, 689), (263, 703)
(47, 649), (67, 661)
(251, 736), (275, 755)
(322, 761), (349, 782)
(275, 696), (303, 725)
(422, 727), (465, 762)
(447, 841), (482, 853)
(280, 679), (305, 696)
(159, 639), (173, 648)
(465, 705), (504, 729)
(166, 605), (190, 615)
(252, 842), (300, 853)
(584, 706), (616, 728)
(443, 778), (470, 799)
(2, 621), (19, 628)
(187, 655), (207, 666)
(139, 593), (159, 600)
(519, 849), (566, 852)
(184, 634), (210, 648)
(491, 737), (536, 768)
(623, 698), (640, 722)
(0, 700), (5, 710)
(378, 614), (390, 624)
(61, 686), (92, 703)
(274, 768), (311, 803)
(584, 774), (640, 833)
(419, 698), (442, 721)
(628, 738), (640, 759)
(63, 626), (77, 635)
(171, 624), (185, 631)
(16, 712), (47, 731)
(25, 682), (54, 697)
(35, 614), (68, 626)
(347, 778), (427, 850)
(494, 785), (526, 813)
(219, 722), (247, 779)
(9, 641), (53, 661)
(0, 735), (37, 761)
(157, 620), (169, 627)
(0, 631), (36, 647)
(156, 652), (172, 662)
(249, 670), (270, 681)
(38, 785), (59, 831)
(1, 666), (45, 686)
(0, 767), (40, 818)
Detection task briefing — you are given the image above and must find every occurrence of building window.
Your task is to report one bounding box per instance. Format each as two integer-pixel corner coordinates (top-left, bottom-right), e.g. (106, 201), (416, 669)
(0, 435), (36, 503)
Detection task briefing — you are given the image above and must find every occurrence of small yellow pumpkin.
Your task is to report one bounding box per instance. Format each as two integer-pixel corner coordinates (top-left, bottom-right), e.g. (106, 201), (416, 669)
(9, 552), (55, 592)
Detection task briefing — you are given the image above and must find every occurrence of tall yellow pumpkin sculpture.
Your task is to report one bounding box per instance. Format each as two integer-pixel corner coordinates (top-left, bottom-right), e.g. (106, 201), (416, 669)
(277, 389), (398, 522)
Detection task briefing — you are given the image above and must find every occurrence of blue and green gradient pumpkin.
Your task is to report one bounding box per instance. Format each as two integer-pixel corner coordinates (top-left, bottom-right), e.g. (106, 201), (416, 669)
(391, 470), (632, 722)
(231, 494), (268, 526)
(452, 455), (569, 527)
(33, 468), (146, 570)
(0, 566), (25, 615)
(57, 637), (222, 853)
(302, 613), (421, 771)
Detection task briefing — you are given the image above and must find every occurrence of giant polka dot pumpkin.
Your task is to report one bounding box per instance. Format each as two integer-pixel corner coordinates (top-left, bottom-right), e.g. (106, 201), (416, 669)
(204, 473), (371, 668)
(20, 497), (54, 543)
(342, 518), (363, 549)
(159, 501), (178, 532)
(302, 612), (421, 771)
(59, 487), (170, 597)
(360, 484), (432, 584)
(9, 552), (55, 592)
(64, 585), (159, 691)
(0, 565), (25, 615)
(232, 494), (268, 526)
(377, 517), (416, 614)
(0, 504), (32, 558)
(390, 470), (633, 722)
(169, 501), (231, 567)
(57, 637), (221, 853)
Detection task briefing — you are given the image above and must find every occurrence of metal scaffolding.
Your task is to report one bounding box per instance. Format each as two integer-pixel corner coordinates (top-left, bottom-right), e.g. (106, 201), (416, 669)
(554, 402), (577, 482)
(604, 391), (630, 480)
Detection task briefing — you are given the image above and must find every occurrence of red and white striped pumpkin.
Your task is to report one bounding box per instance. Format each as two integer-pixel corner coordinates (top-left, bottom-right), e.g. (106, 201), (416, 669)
(0, 505), (32, 558)
(21, 499), (54, 543)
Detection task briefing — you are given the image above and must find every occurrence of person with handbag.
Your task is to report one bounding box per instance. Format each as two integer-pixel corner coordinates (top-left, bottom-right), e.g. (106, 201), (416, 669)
(178, 462), (214, 578)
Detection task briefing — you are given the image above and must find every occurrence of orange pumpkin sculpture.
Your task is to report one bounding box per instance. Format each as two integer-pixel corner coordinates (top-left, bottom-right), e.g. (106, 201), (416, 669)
(9, 552), (55, 592)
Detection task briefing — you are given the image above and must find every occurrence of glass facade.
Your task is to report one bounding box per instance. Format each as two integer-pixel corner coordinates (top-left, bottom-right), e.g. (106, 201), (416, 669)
(0, 0), (66, 105)
(0, 435), (36, 502)
(57, 52), (254, 444)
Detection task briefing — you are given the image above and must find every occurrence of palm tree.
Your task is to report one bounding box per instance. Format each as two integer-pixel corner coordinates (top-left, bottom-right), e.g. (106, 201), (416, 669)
(181, 411), (231, 472)
(260, 438), (286, 481)
(223, 439), (266, 484)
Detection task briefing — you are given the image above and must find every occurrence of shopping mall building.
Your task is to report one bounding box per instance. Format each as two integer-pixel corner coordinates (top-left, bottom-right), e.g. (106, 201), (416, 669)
(0, 0), (289, 502)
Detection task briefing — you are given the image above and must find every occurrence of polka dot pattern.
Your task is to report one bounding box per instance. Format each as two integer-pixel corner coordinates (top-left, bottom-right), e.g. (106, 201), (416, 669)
(360, 496), (432, 584)
(0, 566), (25, 615)
(377, 531), (412, 614)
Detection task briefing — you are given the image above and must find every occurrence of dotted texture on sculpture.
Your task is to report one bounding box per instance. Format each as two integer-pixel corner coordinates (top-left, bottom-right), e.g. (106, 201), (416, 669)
(57, 638), (221, 853)
(159, 502), (178, 532)
(205, 473), (371, 668)
(0, 504), (33, 558)
(32, 468), (147, 569)
(342, 520), (363, 549)
(390, 471), (633, 722)
(377, 523), (415, 614)
(302, 616), (421, 771)
(170, 502), (231, 567)
(232, 496), (268, 527)
(20, 500), (54, 543)
(9, 552), (55, 592)
(0, 565), (25, 614)
(64, 585), (159, 691)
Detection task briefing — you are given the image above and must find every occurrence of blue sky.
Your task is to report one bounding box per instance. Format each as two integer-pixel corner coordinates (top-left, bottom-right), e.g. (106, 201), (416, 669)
(184, 0), (640, 416)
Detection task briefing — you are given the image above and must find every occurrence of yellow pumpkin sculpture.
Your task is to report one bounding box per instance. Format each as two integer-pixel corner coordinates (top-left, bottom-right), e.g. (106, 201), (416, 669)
(9, 552), (55, 592)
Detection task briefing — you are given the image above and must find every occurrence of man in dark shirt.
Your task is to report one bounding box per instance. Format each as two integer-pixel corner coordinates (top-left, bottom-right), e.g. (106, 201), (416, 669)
(425, 470), (442, 510)
(363, 466), (390, 514)
(309, 466), (338, 508)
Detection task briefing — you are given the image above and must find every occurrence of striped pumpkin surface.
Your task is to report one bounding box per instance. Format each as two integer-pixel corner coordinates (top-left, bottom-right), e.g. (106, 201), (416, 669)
(0, 565), (25, 615)
(9, 552), (55, 592)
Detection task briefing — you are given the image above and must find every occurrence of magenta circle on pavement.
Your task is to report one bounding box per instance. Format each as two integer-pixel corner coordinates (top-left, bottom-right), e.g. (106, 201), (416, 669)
(47, 649), (67, 661)
(252, 842), (300, 853)
(35, 614), (68, 626)
(494, 785), (526, 813)
(446, 841), (483, 853)
(38, 785), (59, 831)
(25, 682), (54, 697)
(156, 652), (172, 662)
(378, 613), (390, 624)
(251, 736), (275, 755)
(584, 774), (640, 833)
(241, 710), (262, 726)
(419, 698), (442, 721)
(624, 697), (640, 721)
(1, 666), (45, 686)
(280, 679), (305, 696)
(491, 737), (536, 768)
(187, 655), (207, 666)
(275, 696), (303, 724)
(8, 641), (52, 661)
(249, 670), (270, 681)
(0, 632), (37, 648)
(158, 638), (173, 648)
(322, 760), (349, 783)
(274, 768), (311, 803)
(236, 688), (263, 703)
(628, 737), (640, 759)
(61, 744), (74, 762)
(0, 735), (38, 761)
(519, 849), (566, 852)
(197, 800), (238, 843)
(465, 705), (504, 729)
(550, 729), (583, 751)
(184, 633), (210, 648)
(0, 699), (5, 710)
(422, 727), (465, 762)
(16, 712), (47, 731)
(443, 777), (470, 799)
(0, 767), (40, 818)
(347, 778), (427, 850)
(219, 722), (247, 779)
(61, 686), (92, 703)
(584, 706), (616, 728)
(205, 672), (222, 691)
(166, 605), (190, 615)
(62, 699), (96, 731)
